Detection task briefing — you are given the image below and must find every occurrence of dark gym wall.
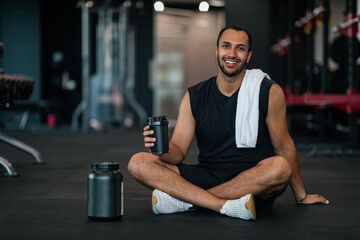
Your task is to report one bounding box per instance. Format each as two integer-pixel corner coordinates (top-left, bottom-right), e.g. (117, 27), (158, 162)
(41, 0), (82, 124)
(0, 0), (41, 101)
(134, 0), (154, 118)
(225, 0), (272, 76)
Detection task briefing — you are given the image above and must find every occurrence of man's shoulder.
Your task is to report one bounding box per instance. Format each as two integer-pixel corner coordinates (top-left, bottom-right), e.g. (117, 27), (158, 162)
(188, 76), (216, 93)
(260, 77), (277, 95)
(262, 77), (276, 87)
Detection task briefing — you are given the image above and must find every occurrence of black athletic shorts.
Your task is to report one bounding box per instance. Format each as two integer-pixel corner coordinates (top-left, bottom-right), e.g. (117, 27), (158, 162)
(177, 163), (286, 210)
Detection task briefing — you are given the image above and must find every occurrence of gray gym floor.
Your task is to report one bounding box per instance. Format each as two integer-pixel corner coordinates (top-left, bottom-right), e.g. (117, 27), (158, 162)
(0, 129), (359, 240)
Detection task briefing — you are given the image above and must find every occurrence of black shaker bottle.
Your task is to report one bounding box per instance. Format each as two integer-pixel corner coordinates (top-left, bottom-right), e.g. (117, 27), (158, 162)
(147, 116), (169, 154)
(87, 162), (123, 220)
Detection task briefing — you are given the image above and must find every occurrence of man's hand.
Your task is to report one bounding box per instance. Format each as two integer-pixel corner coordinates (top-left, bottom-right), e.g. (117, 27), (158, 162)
(143, 124), (171, 153)
(143, 125), (156, 152)
(297, 194), (329, 205)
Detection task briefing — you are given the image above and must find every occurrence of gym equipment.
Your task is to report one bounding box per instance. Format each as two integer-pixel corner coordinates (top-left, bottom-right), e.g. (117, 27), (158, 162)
(284, 0), (360, 155)
(87, 162), (123, 220)
(0, 43), (45, 176)
(72, 1), (147, 131)
(295, 1), (326, 31)
(270, 35), (292, 57)
(272, 0), (360, 155)
(293, 0), (330, 93)
(329, 36), (360, 93)
(0, 74), (34, 101)
(331, 14), (359, 37)
(294, 0), (317, 92)
(320, 0), (330, 94)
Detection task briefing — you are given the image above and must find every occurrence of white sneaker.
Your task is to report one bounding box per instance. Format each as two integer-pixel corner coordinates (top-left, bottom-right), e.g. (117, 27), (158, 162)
(220, 193), (256, 220)
(152, 189), (193, 214)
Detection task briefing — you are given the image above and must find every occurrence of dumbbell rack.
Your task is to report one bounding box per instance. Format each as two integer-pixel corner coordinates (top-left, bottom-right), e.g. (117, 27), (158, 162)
(0, 42), (45, 176)
(272, 0), (360, 156)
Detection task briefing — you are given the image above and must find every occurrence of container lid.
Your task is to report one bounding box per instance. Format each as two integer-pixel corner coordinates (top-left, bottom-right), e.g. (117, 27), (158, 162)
(92, 162), (119, 171)
(147, 116), (168, 125)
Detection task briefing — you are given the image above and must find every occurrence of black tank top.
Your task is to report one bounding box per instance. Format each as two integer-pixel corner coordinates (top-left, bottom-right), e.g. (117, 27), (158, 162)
(188, 76), (276, 170)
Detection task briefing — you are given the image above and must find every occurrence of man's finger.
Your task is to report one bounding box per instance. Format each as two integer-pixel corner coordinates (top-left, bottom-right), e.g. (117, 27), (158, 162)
(310, 195), (329, 204)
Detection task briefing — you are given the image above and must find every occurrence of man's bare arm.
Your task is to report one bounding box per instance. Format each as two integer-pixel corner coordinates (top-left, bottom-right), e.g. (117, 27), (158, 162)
(266, 84), (329, 204)
(144, 91), (196, 165)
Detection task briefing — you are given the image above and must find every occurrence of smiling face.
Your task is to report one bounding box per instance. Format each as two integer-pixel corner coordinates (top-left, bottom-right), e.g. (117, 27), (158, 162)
(216, 29), (252, 78)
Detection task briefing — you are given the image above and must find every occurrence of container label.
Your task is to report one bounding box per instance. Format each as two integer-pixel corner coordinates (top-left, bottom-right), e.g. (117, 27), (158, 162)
(121, 181), (124, 216)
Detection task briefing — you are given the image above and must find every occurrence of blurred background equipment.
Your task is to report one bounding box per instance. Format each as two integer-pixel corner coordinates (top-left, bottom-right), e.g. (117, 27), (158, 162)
(72, 0), (147, 131)
(0, 0), (359, 152)
(271, 0), (360, 155)
(0, 42), (3, 59)
(0, 43), (45, 176)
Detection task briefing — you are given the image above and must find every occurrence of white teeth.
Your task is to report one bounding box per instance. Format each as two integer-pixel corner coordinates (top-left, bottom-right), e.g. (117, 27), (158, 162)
(225, 60), (236, 64)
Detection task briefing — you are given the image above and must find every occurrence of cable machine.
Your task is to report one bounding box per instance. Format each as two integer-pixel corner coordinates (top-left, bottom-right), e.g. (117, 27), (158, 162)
(72, 0), (146, 131)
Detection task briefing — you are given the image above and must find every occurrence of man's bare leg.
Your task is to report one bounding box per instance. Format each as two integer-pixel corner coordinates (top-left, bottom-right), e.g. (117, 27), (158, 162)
(128, 153), (291, 214)
(128, 152), (226, 213)
(208, 156), (292, 200)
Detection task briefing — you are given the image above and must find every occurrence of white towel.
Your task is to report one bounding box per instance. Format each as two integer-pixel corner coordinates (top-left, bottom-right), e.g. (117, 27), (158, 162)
(235, 69), (270, 148)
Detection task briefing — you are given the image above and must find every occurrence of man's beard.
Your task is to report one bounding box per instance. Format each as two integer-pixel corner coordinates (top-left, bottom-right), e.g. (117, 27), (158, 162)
(217, 55), (247, 77)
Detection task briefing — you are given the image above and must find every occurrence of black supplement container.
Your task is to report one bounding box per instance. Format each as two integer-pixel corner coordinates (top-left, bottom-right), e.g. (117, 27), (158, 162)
(147, 116), (169, 154)
(87, 162), (123, 220)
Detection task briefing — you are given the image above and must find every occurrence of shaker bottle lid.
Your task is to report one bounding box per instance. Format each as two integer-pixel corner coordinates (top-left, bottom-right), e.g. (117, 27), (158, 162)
(92, 162), (120, 171)
(147, 116), (168, 125)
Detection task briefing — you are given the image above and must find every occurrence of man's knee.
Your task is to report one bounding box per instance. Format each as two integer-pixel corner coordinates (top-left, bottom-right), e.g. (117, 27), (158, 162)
(272, 156), (292, 184)
(260, 156), (291, 186)
(127, 152), (158, 178)
(256, 156), (291, 198)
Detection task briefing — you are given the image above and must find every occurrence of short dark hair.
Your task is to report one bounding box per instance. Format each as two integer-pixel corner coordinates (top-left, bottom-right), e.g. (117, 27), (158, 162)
(216, 25), (252, 52)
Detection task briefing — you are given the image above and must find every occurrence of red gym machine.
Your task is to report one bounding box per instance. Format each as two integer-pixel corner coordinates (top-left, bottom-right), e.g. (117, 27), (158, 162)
(273, 0), (360, 155)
